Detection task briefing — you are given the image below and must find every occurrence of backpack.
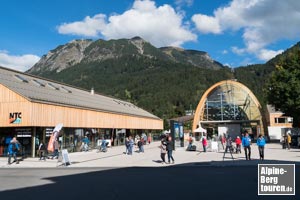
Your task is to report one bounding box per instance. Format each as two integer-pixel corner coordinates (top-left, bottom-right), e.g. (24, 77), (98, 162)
(12, 143), (17, 151)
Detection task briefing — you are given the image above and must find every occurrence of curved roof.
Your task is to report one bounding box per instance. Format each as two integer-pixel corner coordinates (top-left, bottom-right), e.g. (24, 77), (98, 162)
(0, 66), (159, 120)
(193, 80), (263, 131)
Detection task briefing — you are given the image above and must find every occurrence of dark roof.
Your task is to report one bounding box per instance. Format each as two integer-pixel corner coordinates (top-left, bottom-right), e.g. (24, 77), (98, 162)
(170, 115), (194, 123)
(0, 66), (159, 119)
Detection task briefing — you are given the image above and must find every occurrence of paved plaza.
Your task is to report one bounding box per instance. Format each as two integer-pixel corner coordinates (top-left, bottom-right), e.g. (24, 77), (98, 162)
(1, 141), (299, 200)
(1, 141), (299, 168)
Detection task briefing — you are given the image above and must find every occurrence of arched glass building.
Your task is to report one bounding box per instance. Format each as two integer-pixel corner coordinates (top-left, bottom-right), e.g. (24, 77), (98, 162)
(193, 80), (264, 139)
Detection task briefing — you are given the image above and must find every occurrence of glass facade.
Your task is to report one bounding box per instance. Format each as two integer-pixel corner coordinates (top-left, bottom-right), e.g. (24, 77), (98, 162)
(194, 80), (264, 139)
(201, 84), (261, 122)
(0, 127), (154, 157)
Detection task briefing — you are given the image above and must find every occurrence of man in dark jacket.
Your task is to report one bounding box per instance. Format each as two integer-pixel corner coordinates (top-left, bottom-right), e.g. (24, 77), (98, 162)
(166, 136), (175, 164)
(8, 137), (19, 165)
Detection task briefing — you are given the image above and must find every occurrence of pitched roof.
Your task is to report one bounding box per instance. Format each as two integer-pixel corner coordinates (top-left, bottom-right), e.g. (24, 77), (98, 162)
(266, 104), (284, 114)
(0, 66), (159, 119)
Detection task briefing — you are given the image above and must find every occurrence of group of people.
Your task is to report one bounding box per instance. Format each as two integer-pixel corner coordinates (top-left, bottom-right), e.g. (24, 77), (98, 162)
(159, 136), (175, 164)
(37, 137), (60, 160)
(6, 130), (271, 166)
(221, 131), (266, 160)
(125, 135), (150, 155)
(187, 131), (267, 161)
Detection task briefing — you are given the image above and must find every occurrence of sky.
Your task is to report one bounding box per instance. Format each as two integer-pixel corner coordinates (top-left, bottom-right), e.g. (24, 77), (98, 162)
(1, 0), (300, 72)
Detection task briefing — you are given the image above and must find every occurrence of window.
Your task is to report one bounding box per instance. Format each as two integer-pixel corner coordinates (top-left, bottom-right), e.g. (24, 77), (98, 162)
(32, 79), (45, 87)
(47, 83), (59, 90)
(61, 86), (72, 93)
(275, 117), (292, 124)
(14, 74), (29, 83)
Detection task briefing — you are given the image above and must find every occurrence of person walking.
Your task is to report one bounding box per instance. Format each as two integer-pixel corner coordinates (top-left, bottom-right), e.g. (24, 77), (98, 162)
(224, 135), (233, 153)
(235, 136), (242, 153)
(125, 137), (129, 154)
(137, 138), (144, 153)
(287, 134), (291, 150)
(202, 136), (208, 152)
(242, 132), (251, 160)
(223, 135), (234, 160)
(38, 142), (47, 160)
(221, 134), (226, 149)
(128, 136), (134, 155)
(82, 136), (90, 152)
(51, 138), (59, 159)
(160, 139), (167, 163)
(8, 137), (20, 165)
(257, 134), (266, 160)
(166, 136), (175, 164)
(147, 134), (151, 144)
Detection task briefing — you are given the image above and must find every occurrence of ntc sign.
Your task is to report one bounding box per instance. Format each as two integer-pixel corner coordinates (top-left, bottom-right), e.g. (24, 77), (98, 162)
(9, 112), (22, 124)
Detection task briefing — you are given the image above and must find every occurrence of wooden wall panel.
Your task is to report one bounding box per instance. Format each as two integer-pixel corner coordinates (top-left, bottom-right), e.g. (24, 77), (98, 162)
(0, 84), (163, 129)
(0, 84), (28, 103)
(0, 84), (32, 127)
(30, 102), (163, 129)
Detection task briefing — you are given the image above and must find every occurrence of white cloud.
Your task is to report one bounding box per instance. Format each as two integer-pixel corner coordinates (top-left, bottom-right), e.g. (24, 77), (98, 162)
(192, 14), (221, 34)
(192, 0), (300, 60)
(57, 14), (107, 37)
(231, 46), (246, 55)
(257, 49), (284, 61)
(0, 51), (40, 72)
(57, 0), (197, 47)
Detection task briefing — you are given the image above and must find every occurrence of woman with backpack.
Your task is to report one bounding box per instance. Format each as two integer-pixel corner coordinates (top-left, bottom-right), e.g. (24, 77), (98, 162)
(8, 137), (19, 165)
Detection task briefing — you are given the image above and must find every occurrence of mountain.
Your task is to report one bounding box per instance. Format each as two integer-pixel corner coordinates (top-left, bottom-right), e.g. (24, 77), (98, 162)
(27, 37), (298, 121)
(27, 37), (230, 121)
(28, 39), (93, 74)
(160, 46), (223, 69)
(28, 37), (223, 75)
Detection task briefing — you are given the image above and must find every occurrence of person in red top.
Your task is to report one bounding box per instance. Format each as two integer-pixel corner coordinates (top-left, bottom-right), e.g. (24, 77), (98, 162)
(235, 136), (242, 153)
(202, 136), (208, 152)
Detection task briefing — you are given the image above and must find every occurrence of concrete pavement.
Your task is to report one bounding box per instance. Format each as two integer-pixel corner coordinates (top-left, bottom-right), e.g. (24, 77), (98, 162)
(1, 141), (299, 168)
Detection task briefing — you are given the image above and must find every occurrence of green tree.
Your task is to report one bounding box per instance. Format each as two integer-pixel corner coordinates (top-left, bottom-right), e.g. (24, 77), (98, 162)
(265, 46), (300, 127)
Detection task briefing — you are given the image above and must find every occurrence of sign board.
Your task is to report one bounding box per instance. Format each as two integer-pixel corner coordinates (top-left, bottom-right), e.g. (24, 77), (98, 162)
(211, 141), (218, 152)
(61, 149), (71, 166)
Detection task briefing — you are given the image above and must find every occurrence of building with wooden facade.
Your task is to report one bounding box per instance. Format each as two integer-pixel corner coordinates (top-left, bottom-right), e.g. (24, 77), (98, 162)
(266, 105), (293, 141)
(0, 66), (163, 157)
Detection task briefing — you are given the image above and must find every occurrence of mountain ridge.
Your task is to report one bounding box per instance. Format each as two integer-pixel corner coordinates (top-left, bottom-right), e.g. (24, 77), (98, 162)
(28, 37), (223, 75)
(26, 37), (299, 120)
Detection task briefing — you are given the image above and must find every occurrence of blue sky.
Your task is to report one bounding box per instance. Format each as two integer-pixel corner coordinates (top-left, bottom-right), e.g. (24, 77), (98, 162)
(0, 0), (300, 71)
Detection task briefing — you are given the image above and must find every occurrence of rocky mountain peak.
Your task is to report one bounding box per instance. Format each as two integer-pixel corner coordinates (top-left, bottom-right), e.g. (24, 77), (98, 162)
(130, 36), (147, 54)
(28, 39), (93, 74)
(27, 36), (224, 75)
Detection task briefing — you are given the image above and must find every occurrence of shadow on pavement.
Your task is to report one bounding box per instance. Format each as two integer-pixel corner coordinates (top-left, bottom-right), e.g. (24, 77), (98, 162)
(1, 160), (299, 200)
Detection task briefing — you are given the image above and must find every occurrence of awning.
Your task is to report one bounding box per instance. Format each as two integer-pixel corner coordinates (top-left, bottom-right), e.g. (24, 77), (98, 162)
(193, 127), (207, 133)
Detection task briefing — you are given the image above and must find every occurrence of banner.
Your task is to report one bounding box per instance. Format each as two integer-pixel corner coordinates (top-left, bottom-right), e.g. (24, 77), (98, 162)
(47, 134), (55, 152)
